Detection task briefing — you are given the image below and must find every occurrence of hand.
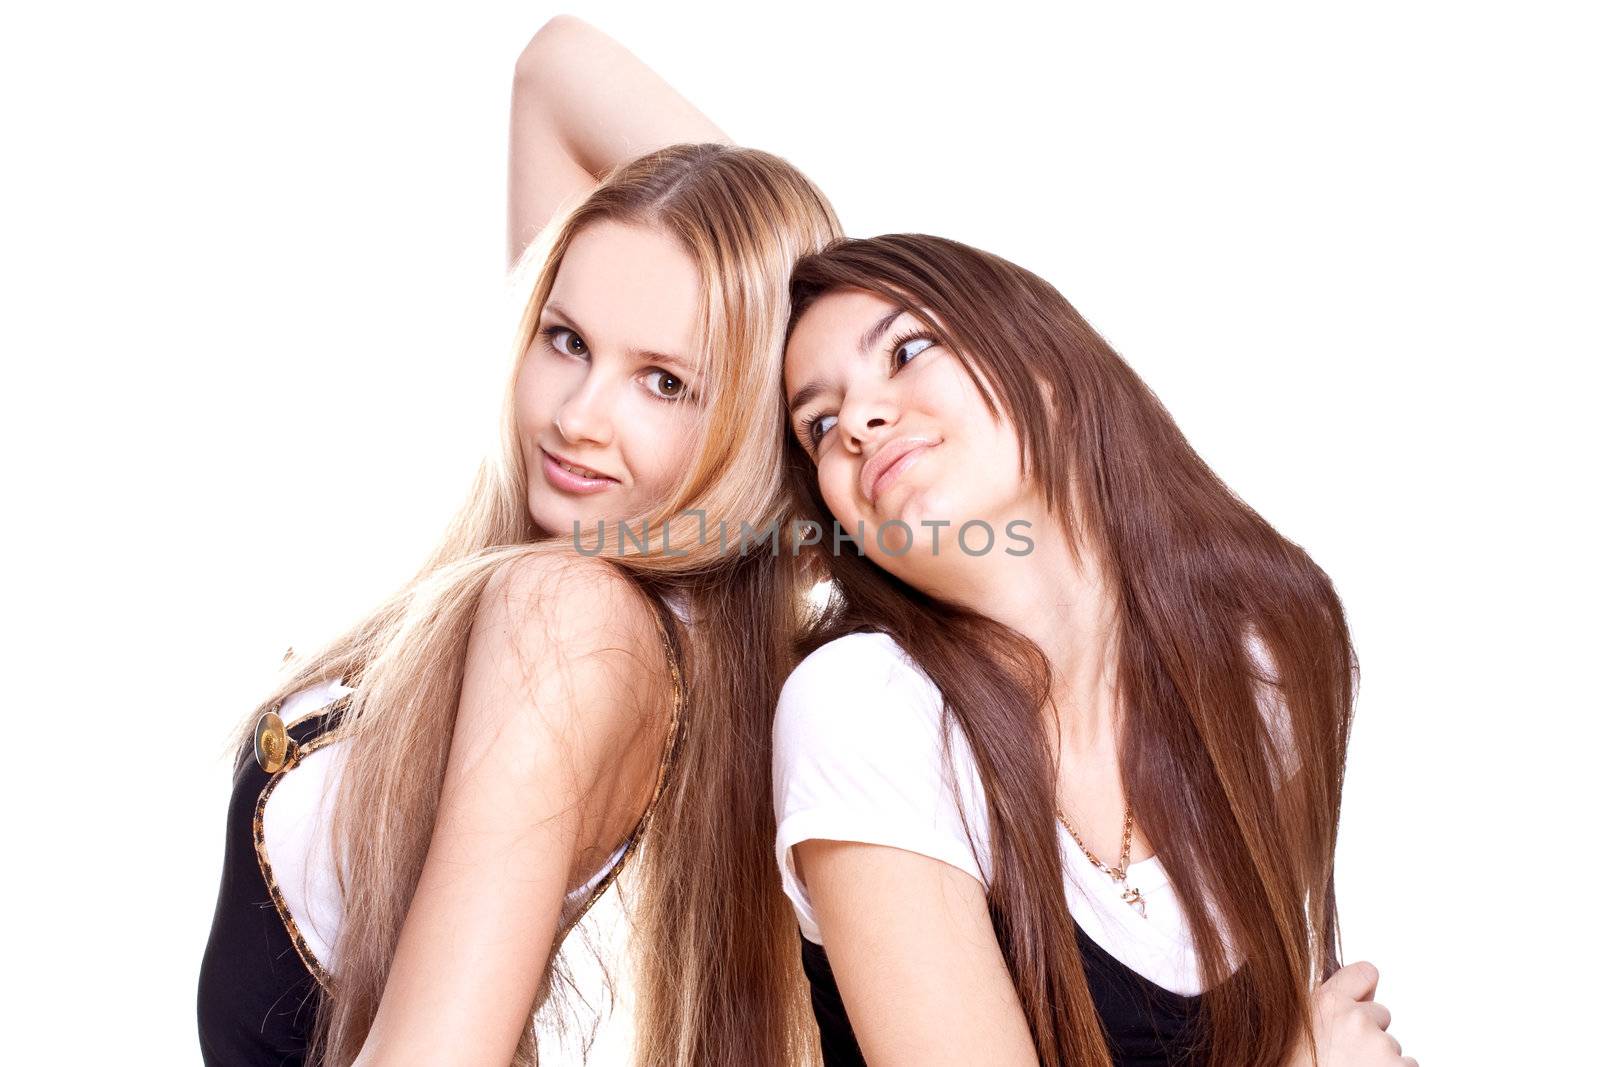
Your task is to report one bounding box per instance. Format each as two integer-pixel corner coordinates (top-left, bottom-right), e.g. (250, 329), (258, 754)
(1286, 961), (1418, 1067)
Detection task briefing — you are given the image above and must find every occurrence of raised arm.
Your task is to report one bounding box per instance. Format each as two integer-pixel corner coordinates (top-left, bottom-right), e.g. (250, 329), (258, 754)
(508, 14), (733, 266)
(352, 552), (672, 1066)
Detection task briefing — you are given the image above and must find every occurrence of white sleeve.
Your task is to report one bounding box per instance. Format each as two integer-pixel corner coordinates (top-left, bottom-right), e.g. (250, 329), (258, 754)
(772, 632), (991, 945)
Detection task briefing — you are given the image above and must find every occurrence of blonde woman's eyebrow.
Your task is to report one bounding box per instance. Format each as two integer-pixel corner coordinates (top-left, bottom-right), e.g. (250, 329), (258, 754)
(542, 300), (697, 375)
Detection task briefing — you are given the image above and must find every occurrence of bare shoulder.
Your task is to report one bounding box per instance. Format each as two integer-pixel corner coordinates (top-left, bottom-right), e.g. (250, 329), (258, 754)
(360, 549), (672, 1061)
(479, 549), (663, 651)
(462, 550), (671, 775)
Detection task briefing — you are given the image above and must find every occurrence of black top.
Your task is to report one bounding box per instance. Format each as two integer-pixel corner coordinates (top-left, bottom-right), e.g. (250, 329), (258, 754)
(197, 705), (344, 1066)
(197, 590), (687, 1066)
(799, 923), (1211, 1066)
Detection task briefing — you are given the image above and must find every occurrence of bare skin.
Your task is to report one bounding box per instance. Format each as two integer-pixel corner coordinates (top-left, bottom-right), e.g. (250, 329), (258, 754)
(507, 14), (729, 265)
(357, 555), (673, 1066)
(786, 289), (1418, 1067)
(350, 17), (730, 1065)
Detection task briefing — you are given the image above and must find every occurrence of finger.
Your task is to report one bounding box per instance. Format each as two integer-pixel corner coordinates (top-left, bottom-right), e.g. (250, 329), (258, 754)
(1359, 999), (1392, 1030)
(1354, 961), (1380, 1002)
(1321, 960), (1380, 1002)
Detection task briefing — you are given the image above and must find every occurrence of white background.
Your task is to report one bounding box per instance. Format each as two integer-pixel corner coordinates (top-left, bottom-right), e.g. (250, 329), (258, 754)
(3, 2), (1595, 1063)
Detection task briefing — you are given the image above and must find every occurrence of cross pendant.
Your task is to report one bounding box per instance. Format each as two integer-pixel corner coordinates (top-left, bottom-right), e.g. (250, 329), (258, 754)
(1121, 885), (1147, 918)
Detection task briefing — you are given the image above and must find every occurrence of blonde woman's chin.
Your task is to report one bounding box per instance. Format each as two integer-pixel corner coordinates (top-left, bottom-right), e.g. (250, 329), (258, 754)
(525, 495), (587, 544)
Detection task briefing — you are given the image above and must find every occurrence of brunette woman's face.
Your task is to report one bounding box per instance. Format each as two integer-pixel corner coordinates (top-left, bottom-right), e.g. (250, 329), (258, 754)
(514, 220), (705, 537)
(784, 288), (1033, 582)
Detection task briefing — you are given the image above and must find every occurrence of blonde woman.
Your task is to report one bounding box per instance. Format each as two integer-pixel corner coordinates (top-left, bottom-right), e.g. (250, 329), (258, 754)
(197, 17), (838, 1066)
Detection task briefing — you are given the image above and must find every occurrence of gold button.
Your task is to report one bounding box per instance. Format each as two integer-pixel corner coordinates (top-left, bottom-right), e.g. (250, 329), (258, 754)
(254, 710), (292, 773)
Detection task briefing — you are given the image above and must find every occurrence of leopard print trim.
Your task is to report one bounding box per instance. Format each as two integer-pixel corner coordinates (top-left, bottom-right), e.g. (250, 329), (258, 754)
(250, 595), (684, 978)
(251, 695), (354, 994)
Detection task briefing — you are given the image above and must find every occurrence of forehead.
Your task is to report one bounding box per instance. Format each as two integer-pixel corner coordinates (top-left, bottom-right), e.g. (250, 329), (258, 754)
(785, 288), (904, 391)
(549, 220), (703, 350)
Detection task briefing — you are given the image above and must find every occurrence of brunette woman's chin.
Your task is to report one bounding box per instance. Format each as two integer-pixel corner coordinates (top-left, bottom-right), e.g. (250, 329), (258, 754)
(873, 481), (963, 547)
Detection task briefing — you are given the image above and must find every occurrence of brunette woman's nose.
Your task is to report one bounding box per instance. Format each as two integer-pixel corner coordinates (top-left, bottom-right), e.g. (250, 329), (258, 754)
(839, 386), (897, 451)
(845, 416), (889, 451)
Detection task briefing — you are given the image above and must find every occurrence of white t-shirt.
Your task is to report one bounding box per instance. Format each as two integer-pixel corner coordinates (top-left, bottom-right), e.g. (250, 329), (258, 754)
(772, 629), (1291, 998)
(263, 588), (691, 974)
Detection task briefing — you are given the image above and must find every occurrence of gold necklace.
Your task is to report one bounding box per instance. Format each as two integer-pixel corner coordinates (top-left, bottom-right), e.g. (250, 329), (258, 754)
(1055, 804), (1148, 918)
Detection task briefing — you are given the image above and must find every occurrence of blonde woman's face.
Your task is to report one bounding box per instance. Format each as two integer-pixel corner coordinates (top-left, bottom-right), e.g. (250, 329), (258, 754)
(784, 288), (1031, 582)
(515, 220), (706, 538)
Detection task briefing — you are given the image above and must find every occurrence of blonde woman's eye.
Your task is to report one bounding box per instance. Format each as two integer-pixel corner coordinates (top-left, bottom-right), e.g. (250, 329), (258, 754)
(645, 368), (692, 402)
(542, 326), (586, 357)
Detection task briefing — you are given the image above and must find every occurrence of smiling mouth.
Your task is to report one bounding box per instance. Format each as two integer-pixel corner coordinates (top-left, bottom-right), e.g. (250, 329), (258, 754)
(869, 443), (934, 505)
(555, 457), (605, 479)
(542, 447), (615, 482)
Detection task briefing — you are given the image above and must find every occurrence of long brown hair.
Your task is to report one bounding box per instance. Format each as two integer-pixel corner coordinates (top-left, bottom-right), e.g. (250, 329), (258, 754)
(782, 234), (1355, 1067)
(244, 144), (840, 1065)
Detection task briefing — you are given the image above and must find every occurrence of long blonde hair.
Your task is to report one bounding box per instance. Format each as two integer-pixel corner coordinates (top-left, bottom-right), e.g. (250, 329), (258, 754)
(246, 143), (841, 1065)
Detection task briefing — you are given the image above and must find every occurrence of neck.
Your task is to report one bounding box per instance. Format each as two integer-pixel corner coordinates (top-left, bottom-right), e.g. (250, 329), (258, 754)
(909, 505), (1122, 756)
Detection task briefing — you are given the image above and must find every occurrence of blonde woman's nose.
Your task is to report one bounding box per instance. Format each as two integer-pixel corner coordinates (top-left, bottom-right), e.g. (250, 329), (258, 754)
(553, 381), (615, 446)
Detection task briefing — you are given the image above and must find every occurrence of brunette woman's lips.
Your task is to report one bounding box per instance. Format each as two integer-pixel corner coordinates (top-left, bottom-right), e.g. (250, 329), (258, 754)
(540, 447), (619, 495)
(868, 442), (935, 506)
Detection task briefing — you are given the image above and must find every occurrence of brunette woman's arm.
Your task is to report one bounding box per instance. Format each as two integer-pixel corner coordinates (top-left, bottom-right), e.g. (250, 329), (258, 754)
(351, 552), (672, 1066)
(795, 840), (1041, 1066)
(508, 14), (732, 265)
(774, 635), (1041, 1066)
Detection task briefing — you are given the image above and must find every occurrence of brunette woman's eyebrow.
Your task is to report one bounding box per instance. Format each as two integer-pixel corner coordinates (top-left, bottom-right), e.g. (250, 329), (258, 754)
(859, 307), (908, 356)
(542, 300), (695, 375)
(787, 379), (828, 417)
(786, 307), (910, 416)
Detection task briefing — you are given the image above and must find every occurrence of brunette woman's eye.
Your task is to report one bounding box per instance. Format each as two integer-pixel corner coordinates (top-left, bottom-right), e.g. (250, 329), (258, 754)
(543, 326), (586, 357)
(889, 331), (936, 370)
(800, 411), (837, 450)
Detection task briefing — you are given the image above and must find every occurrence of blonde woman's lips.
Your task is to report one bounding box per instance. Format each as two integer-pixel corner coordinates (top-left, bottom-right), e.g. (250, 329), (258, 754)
(541, 447), (619, 494)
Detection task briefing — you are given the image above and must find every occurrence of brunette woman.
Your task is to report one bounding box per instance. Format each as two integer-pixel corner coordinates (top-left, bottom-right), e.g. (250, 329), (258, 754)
(773, 234), (1417, 1067)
